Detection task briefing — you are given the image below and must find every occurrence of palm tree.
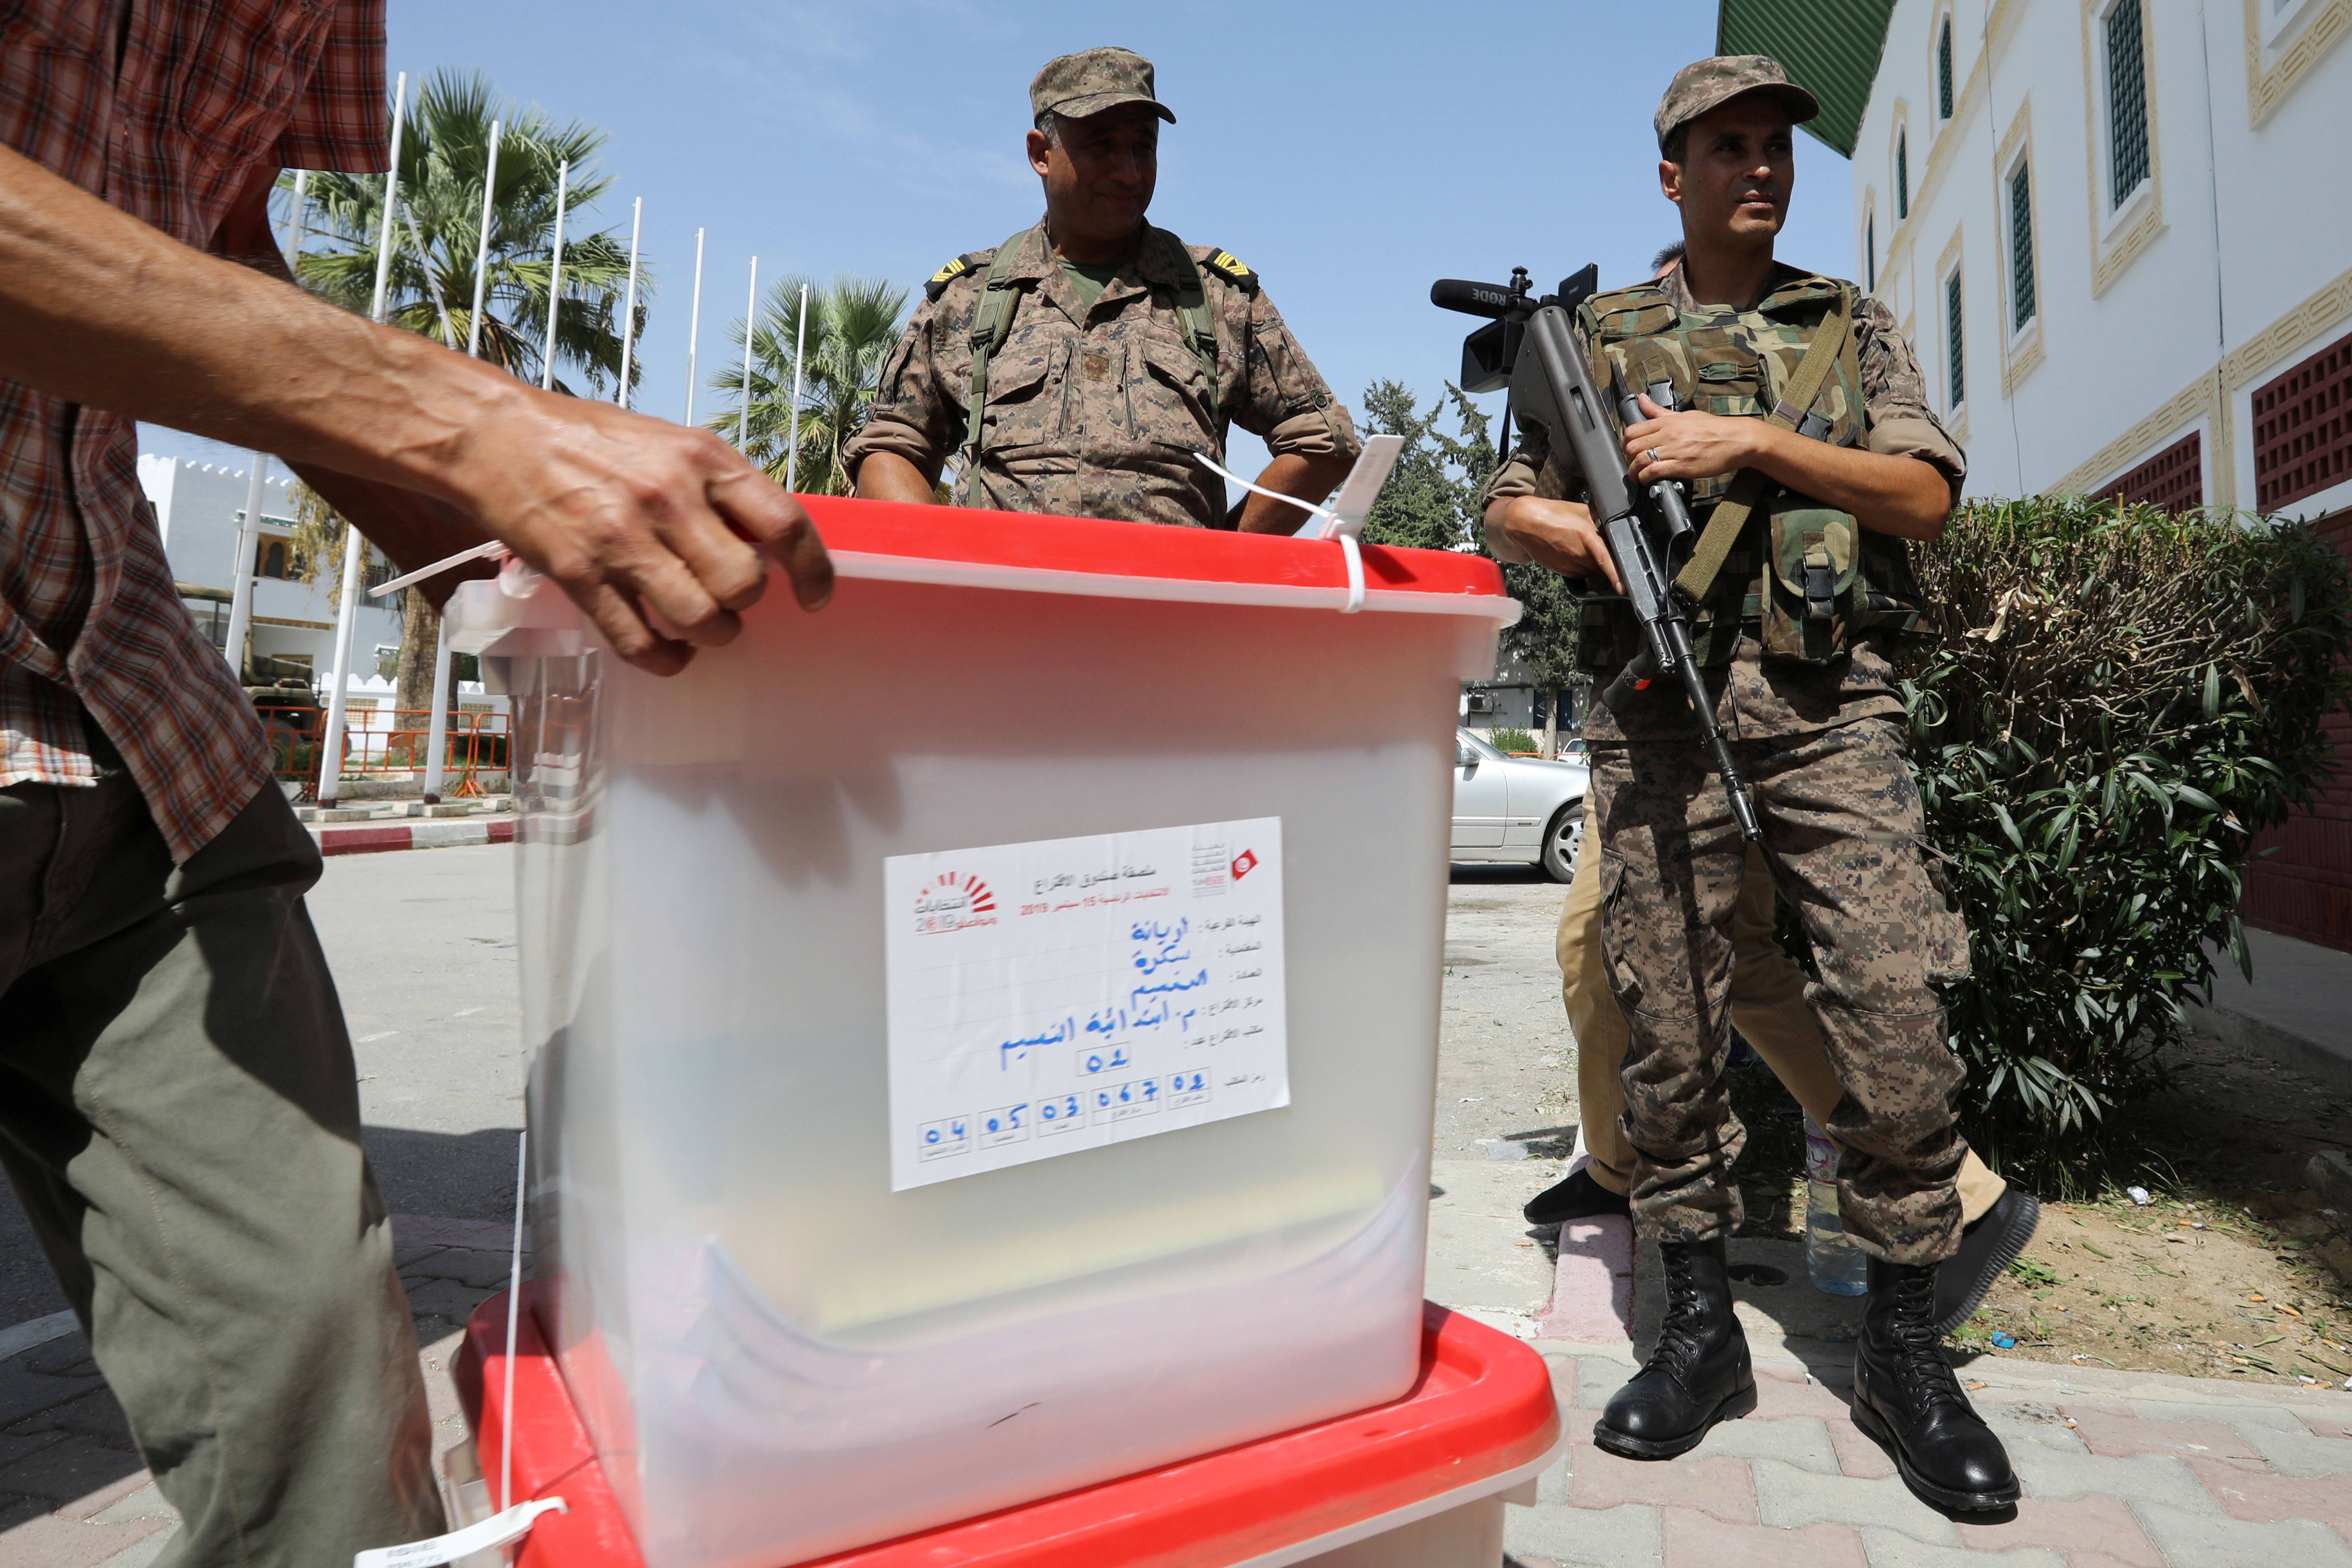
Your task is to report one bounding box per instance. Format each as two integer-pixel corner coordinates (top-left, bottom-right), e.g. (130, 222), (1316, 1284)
(705, 275), (909, 495)
(281, 69), (648, 719)
(283, 69), (646, 397)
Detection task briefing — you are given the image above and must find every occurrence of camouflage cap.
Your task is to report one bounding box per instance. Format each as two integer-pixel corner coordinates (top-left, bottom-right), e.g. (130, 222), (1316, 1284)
(1654, 55), (1820, 153)
(1029, 46), (1175, 126)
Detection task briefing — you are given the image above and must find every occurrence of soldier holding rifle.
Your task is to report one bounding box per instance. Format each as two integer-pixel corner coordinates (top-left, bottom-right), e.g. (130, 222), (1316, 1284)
(1475, 57), (2022, 1511)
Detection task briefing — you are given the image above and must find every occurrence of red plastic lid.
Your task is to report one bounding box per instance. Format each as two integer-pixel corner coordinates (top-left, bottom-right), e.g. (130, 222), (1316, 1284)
(459, 1284), (1560, 1568)
(797, 496), (1513, 616)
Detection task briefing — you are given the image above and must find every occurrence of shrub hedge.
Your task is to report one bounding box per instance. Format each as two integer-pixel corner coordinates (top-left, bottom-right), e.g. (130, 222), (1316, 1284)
(1887, 498), (2352, 1187)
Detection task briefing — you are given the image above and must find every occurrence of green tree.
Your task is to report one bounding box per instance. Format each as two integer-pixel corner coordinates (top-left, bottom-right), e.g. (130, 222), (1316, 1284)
(706, 274), (910, 496)
(284, 69), (644, 392)
(1359, 379), (1581, 724)
(281, 70), (645, 719)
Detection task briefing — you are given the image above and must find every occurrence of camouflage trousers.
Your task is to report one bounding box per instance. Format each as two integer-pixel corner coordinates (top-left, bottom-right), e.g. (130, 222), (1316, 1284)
(1589, 714), (1971, 1266)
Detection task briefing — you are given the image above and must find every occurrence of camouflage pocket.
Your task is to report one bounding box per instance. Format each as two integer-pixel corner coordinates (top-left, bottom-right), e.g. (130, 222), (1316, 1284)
(1916, 841), (1973, 989)
(1595, 850), (1642, 1013)
(1758, 498), (1858, 663)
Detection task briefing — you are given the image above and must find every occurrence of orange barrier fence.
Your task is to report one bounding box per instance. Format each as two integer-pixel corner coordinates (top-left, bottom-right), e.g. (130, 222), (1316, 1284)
(257, 705), (510, 799)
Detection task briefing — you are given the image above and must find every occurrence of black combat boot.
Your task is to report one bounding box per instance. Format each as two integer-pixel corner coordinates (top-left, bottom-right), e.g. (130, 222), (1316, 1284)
(1524, 1166), (1631, 1227)
(1932, 1186), (2042, 1338)
(1592, 1237), (1755, 1460)
(1851, 1255), (2021, 1512)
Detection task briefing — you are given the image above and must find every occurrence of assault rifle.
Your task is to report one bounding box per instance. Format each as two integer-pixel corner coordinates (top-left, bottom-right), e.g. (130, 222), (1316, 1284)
(1432, 264), (1763, 843)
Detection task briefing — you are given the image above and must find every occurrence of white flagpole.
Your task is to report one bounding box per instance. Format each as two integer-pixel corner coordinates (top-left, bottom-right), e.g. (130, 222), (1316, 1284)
(738, 256), (758, 449)
(683, 227), (705, 425)
(425, 118), (501, 807)
(223, 456), (271, 679)
(318, 69), (406, 808)
(615, 196), (641, 408)
(784, 282), (809, 493)
(538, 159), (569, 392)
(465, 119), (500, 359)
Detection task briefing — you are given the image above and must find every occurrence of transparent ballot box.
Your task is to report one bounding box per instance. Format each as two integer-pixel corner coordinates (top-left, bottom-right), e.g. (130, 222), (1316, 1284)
(448, 497), (1520, 1568)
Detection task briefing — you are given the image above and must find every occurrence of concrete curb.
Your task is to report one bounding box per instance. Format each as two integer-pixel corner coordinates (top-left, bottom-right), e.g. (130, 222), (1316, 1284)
(311, 818), (516, 856)
(1540, 1216), (1636, 1342)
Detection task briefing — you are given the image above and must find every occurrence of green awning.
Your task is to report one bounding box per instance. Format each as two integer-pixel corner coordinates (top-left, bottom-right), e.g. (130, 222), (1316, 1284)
(1716, 0), (1897, 158)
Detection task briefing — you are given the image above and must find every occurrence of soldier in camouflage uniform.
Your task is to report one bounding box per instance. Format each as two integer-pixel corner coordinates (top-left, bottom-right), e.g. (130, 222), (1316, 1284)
(845, 47), (1360, 529)
(1482, 57), (2021, 1510)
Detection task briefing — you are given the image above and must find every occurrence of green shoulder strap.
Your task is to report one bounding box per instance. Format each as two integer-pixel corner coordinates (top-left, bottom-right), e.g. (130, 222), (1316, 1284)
(960, 228), (1042, 499)
(962, 229), (1232, 496)
(1167, 244), (1222, 428)
(1670, 285), (1855, 604)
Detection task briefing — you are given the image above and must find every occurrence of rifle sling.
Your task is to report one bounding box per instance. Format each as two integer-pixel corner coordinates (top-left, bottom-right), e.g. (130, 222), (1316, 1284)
(1669, 288), (1853, 605)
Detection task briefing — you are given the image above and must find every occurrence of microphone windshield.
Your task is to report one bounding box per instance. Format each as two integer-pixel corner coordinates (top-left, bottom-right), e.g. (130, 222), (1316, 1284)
(1429, 278), (1526, 319)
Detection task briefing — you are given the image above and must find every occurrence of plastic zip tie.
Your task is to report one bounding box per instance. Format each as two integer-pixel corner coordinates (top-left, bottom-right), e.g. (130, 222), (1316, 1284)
(1191, 454), (1363, 613)
(369, 539), (510, 598)
(350, 1497), (567, 1568)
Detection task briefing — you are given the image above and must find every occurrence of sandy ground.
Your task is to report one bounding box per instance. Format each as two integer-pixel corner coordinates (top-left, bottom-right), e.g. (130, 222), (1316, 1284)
(1430, 861), (2352, 1389)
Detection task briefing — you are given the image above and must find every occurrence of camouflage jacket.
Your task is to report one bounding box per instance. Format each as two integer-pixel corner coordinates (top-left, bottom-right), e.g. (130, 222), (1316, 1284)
(1483, 260), (1965, 742)
(843, 221), (1359, 528)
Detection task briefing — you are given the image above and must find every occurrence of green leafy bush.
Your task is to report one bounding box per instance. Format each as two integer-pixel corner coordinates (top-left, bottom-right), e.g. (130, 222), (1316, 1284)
(1487, 727), (1539, 755)
(1896, 498), (2352, 1187)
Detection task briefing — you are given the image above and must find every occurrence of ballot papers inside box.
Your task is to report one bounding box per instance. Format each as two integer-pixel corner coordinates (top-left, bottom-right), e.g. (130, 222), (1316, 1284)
(460, 497), (1519, 1568)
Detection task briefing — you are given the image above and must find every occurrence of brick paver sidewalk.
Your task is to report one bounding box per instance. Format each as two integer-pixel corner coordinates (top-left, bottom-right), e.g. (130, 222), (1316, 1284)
(1509, 1337), (2352, 1568)
(0, 1218), (520, 1567)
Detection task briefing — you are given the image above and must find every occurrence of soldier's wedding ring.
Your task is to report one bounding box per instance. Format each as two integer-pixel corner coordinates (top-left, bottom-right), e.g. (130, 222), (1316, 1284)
(1646, 447), (1661, 464)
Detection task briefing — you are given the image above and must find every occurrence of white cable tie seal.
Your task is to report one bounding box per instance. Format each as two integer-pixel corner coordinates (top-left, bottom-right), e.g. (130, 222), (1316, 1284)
(352, 1497), (567, 1568)
(369, 539), (510, 598)
(1192, 454), (1363, 613)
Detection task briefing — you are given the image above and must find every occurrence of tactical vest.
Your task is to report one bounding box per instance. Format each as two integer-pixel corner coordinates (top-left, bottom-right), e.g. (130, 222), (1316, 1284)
(1572, 275), (1926, 668)
(929, 227), (1253, 505)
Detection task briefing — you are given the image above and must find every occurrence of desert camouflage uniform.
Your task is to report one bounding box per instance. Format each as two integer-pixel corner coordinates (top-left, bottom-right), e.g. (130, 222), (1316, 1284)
(844, 222), (1359, 528)
(1485, 260), (1976, 1265)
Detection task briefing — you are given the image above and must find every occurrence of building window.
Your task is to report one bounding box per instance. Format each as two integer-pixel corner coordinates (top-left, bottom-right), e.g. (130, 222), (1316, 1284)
(2008, 162), (2036, 331)
(2252, 329), (2352, 512)
(1938, 15), (1956, 121)
(2106, 0), (2151, 208)
(1896, 130), (1910, 219)
(1866, 212), (1877, 294)
(2095, 432), (2203, 513)
(257, 538), (288, 579)
(1945, 269), (1966, 411)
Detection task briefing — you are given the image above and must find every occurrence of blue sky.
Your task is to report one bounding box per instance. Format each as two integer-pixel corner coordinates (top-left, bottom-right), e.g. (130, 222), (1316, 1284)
(142, 0), (1858, 482)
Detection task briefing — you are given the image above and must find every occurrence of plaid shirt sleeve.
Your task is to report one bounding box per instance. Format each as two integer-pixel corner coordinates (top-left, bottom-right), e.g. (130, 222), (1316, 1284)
(0, 0), (388, 863)
(274, 0), (387, 174)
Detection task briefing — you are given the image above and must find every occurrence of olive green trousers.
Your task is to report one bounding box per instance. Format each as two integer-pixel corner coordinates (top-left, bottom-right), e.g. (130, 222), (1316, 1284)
(0, 748), (442, 1565)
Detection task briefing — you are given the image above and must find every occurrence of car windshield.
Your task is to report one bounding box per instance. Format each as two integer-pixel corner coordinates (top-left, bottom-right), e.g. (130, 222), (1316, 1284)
(1456, 730), (1503, 761)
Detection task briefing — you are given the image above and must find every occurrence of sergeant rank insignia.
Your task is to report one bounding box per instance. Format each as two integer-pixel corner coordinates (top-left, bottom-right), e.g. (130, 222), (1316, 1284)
(1202, 248), (1259, 294)
(925, 252), (992, 302)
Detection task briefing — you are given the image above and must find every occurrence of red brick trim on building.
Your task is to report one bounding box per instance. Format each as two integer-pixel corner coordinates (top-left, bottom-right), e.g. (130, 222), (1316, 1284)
(2094, 430), (2203, 513)
(2253, 329), (2352, 513)
(2241, 505), (2352, 953)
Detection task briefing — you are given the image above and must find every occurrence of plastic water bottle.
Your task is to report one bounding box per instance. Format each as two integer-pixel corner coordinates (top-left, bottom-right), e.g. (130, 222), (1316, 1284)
(1803, 1116), (1869, 1296)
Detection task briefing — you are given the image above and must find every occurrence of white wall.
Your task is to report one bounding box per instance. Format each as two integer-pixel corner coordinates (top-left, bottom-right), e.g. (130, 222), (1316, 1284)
(1850, 0), (2352, 519)
(136, 453), (405, 681)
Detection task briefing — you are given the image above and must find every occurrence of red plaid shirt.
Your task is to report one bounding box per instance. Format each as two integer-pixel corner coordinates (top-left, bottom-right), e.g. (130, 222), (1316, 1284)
(0, 0), (386, 861)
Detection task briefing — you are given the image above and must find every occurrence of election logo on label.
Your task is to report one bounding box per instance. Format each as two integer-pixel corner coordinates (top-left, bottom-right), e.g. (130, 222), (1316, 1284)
(912, 872), (996, 934)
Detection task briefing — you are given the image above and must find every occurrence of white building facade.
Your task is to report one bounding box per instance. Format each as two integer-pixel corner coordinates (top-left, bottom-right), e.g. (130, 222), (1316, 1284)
(138, 453), (404, 684)
(1847, 0), (2350, 518)
(138, 454), (508, 784)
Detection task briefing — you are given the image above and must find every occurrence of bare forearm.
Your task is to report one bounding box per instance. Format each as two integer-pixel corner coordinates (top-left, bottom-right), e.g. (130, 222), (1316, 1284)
(1743, 427), (1951, 540)
(1237, 451), (1352, 534)
(0, 142), (527, 503)
(853, 451), (945, 505)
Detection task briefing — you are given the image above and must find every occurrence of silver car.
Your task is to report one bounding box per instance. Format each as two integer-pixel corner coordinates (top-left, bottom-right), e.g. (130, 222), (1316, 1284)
(1451, 728), (1590, 882)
